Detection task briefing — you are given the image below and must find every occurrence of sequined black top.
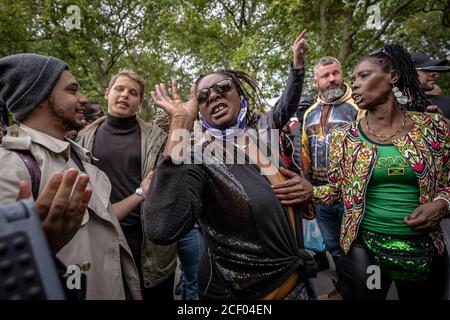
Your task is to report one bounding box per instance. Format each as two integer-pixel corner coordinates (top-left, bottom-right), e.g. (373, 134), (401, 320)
(146, 154), (313, 299)
(144, 66), (311, 299)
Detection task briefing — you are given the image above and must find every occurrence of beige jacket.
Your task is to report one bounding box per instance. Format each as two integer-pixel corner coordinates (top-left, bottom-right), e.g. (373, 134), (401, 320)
(77, 116), (177, 287)
(0, 124), (141, 300)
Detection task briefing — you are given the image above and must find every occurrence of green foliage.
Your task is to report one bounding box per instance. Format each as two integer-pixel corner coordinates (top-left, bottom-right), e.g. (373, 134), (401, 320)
(0, 0), (448, 122)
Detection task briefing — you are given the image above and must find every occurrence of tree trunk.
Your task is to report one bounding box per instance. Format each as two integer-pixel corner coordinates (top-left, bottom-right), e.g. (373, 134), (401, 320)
(338, 8), (354, 65)
(320, 1), (330, 52)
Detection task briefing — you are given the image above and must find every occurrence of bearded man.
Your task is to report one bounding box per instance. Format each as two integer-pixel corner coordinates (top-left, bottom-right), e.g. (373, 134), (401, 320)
(301, 56), (362, 299)
(0, 53), (141, 299)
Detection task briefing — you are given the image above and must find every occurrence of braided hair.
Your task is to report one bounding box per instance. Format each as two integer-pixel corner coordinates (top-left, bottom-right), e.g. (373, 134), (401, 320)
(152, 110), (171, 133)
(365, 44), (429, 112)
(195, 69), (269, 129)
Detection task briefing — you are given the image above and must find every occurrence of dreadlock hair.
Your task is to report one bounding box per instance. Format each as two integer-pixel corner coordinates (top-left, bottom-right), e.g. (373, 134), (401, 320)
(362, 44), (429, 112)
(195, 69), (270, 130)
(152, 110), (171, 133)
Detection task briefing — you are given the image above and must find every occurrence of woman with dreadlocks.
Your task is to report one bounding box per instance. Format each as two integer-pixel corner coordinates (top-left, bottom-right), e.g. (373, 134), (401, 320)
(143, 31), (319, 300)
(303, 44), (450, 299)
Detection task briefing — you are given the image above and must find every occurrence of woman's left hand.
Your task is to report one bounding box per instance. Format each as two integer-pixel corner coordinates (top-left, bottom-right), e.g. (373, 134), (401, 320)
(404, 200), (448, 231)
(272, 167), (313, 206)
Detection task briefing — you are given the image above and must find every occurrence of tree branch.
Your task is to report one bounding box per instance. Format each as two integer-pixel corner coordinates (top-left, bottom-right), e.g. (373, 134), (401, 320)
(240, 0), (246, 28)
(423, 33), (446, 59)
(348, 0), (415, 61)
(338, 5), (355, 63)
(217, 0), (241, 30)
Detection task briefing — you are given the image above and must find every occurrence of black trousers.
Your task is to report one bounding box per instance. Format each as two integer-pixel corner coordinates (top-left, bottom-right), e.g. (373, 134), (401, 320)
(142, 273), (175, 300)
(338, 239), (446, 300)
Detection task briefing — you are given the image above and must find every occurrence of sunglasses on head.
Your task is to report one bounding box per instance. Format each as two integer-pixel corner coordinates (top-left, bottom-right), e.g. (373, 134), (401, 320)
(369, 47), (391, 59)
(196, 78), (233, 104)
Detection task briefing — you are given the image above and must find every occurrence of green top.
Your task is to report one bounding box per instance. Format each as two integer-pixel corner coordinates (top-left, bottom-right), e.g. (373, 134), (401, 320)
(359, 127), (422, 235)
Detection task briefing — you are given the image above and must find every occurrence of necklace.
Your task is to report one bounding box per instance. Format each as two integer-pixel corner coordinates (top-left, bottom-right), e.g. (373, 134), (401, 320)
(233, 139), (252, 150)
(365, 112), (407, 142)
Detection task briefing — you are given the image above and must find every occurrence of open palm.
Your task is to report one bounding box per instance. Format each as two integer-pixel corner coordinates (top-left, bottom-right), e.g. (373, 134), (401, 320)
(150, 79), (198, 122)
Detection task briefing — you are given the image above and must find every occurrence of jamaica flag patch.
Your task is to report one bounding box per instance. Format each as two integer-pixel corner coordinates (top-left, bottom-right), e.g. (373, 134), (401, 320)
(388, 168), (404, 176)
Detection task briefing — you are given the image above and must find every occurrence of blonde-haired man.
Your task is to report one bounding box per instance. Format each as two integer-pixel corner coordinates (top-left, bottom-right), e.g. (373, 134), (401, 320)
(77, 69), (177, 299)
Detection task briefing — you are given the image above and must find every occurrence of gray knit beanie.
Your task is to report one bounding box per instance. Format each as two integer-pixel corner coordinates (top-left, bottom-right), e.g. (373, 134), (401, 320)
(0, 53), (68, 122)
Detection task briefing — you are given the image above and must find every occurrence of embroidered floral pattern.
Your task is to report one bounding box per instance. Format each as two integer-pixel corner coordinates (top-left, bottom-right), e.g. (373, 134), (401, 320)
(314, 112), (449, 254)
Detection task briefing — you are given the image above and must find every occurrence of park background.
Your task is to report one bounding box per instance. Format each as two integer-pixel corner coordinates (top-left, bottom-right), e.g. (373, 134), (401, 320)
(1, 0), (448, 121)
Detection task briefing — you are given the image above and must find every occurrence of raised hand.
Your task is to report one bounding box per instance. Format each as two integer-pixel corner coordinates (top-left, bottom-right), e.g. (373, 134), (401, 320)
(150, 79), (198, 122)
(292, 30), (309, 69)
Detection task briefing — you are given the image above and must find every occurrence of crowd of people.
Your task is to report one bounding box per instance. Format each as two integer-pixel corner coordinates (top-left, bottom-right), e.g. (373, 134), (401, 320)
(0, 29), (449, 300)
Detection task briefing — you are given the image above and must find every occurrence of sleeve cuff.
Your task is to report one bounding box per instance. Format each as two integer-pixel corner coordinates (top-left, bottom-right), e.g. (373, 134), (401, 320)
(434, 196), (450, 218)
(157, 154), (183, 166)
(290, 62), (305, 73)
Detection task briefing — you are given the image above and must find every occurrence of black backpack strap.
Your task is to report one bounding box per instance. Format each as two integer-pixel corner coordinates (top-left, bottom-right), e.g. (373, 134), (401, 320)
(69, 148), (86, 173)
(12, 150), (41, 200)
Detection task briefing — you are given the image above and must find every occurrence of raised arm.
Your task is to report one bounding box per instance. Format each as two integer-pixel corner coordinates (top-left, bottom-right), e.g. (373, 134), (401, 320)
(143, 79), (204, 244)
(267, 30), (309, 129)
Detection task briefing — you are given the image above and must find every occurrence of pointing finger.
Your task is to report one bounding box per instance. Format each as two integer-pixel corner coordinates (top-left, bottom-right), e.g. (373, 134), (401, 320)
(294, 29), (308, 44)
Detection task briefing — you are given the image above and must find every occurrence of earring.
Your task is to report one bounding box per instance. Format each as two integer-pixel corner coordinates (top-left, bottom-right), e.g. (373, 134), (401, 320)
(392, 86), (408, 105)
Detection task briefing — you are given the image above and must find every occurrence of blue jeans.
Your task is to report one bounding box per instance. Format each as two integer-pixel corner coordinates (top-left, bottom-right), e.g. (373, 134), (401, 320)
(314, 204), (344, 272)
(177, 228), (205, 300)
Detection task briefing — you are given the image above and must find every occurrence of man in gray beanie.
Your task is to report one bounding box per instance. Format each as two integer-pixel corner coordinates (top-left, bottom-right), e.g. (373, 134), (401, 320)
(0, 53), (141, 300)
(0, 53), (68, 122)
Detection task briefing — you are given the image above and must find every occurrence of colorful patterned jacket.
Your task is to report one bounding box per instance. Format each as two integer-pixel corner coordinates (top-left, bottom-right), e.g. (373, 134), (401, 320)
(313, 112), (450, 254)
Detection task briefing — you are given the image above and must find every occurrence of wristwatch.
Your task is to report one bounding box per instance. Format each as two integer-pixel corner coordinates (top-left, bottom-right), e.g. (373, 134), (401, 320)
(135, 187), (145, 199)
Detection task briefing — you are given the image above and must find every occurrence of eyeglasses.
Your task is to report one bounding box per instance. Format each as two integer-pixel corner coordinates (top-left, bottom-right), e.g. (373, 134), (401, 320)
(196, 78), (233, 104)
